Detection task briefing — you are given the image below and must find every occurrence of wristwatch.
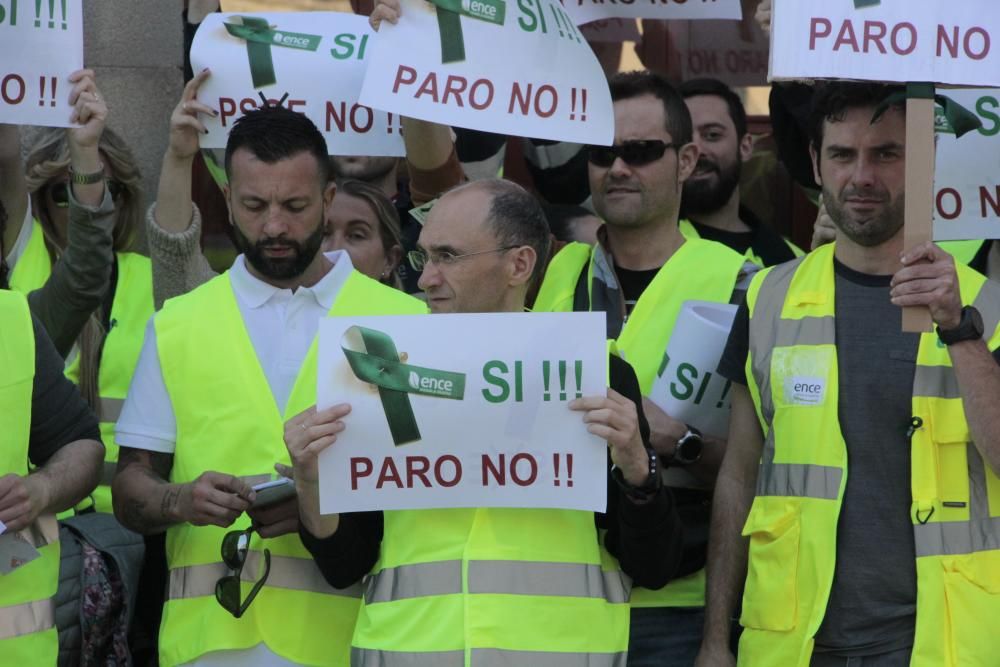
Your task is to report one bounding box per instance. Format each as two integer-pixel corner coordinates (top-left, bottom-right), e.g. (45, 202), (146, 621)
(611, 447), (662, 503)
(69, 163), (105, 185)
(672, 425), (704, 466)
(937, 306), (984, 346)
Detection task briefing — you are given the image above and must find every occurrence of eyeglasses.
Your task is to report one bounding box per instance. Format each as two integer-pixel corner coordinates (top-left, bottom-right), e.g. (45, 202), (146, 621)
(48, 179), (126, 208)
(407, 245), (519, 272)
(215, 525), (271, 619)
(586, 140), (676, 168)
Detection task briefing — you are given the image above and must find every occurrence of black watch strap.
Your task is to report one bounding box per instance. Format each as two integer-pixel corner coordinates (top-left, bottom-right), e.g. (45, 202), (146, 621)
(611, 448), (661, 502)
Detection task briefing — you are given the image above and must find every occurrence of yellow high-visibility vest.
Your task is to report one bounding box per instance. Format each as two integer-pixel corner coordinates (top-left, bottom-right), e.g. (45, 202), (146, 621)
(741, 242), (1000, 667)
(679, 218), (804, 268)
(351, 507), (630, 666)
(153, 270), (425, 667)
(0, 289), (60, 665)
(10, 220), (154, 512)
(534, 238), (747, 608)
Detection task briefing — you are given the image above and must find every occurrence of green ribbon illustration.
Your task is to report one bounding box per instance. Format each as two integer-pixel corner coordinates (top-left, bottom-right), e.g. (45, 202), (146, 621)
(427, 0), (506, 64)
(871, 83), (983, 139)
(224, 16), (323, 88)
(342, 326), (465, 446)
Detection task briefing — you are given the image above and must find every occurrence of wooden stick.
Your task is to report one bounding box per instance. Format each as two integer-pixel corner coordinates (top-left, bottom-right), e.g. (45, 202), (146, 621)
(902, 95), (936, 332)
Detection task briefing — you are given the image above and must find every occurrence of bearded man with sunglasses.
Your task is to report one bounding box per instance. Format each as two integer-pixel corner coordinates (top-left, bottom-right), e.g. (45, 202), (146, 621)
(111, 105), (424, 667)
(534, 71), (752, 667)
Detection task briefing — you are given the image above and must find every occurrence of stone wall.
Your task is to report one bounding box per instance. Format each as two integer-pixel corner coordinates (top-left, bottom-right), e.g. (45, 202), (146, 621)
(85, 0), (185, 248)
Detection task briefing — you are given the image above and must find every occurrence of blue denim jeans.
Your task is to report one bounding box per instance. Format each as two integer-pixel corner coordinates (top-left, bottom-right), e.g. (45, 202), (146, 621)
(627, 607), (704, 667)
(810, 647), (912, 667)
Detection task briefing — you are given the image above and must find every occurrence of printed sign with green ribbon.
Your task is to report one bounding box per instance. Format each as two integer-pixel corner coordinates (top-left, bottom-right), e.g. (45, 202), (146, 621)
(872, 83), (983, 139)
(427, 0), (506, 64)
(342, 326), (465, 445)
(224, 16), (323, 88)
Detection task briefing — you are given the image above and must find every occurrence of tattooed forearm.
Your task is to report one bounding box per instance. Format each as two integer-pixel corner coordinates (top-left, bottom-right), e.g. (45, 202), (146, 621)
(112, 446), (182, 535)
(161, 486), (181, 518)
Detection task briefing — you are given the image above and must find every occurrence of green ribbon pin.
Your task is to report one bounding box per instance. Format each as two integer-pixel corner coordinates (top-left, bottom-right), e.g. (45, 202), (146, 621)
(427, 0), (506, 64)
(224, 16), (323, 88)
(871, 83), (983, 139)
(341, 326), (465, 446)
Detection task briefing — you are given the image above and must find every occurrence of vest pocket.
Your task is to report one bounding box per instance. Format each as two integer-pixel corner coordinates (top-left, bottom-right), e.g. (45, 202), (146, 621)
(740, 499), (800, 632)
(942, 552), (1000, 665)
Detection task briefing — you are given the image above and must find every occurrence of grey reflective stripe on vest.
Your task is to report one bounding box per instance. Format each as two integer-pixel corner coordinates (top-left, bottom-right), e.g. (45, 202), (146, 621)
(364, 560), (463, 604)
(775, 316), (836, 348)
(351, 647), (627, 667)
(912, 365), (961, 399)
(756, 459), (843, 500)
(973, 277), (1000, 338)
(467, 560), (629, 604)
(915, 444), (1000, 557)
(0, 598), (55, 640)
(365, 559), (629, 605)
(168, 552), (362, 600)
(352, 648), (465, 667)
(747, 259), (804, 426)
(99, 397), (124, 423)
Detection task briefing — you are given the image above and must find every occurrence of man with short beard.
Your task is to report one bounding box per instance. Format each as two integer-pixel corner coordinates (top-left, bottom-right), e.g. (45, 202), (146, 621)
(679, 78), (802, 268)
(697, 81), (1000, 667)
(111, 105), (425, 667)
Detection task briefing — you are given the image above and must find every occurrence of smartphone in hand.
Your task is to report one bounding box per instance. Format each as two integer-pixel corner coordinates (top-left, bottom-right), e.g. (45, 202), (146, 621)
(251, 477), (296, 508)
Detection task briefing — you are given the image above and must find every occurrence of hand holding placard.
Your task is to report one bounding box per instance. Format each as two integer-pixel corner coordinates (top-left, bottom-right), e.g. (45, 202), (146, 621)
(317, 312), (609, 513)
(190, 12), (404, 156)
(359, 0), (613, 144)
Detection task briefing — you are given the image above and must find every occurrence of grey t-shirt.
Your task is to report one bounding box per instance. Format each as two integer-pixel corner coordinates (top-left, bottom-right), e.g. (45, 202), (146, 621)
(812, 261), (918, 656)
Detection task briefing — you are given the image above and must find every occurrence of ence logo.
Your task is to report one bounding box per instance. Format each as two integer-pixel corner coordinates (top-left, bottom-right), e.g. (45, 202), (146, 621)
(461, 0), (503, 22)
(784, 376), (827, 406)
(272, 32), (313, 48)
(408, 370), (457, 397)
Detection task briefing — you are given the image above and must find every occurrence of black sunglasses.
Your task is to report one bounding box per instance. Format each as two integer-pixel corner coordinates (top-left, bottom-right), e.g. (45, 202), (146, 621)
(215, 525), (271, 619)
(48, 179), (126, 208)
(586, 140), (676, 168)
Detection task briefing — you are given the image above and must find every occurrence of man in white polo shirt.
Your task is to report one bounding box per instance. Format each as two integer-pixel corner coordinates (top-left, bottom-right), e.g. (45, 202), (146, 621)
(111, 104), (423, 667)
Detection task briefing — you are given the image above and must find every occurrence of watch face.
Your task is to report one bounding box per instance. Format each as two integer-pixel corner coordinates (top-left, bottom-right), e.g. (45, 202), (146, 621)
(970, 307), (984, 338)
(677, 432), (704, 464)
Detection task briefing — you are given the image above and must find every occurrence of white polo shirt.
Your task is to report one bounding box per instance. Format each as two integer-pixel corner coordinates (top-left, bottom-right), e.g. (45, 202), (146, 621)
(116, 250), (354, 667)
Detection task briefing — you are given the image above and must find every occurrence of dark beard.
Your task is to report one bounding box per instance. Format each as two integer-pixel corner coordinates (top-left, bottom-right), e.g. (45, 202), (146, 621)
(823, 185), (904, 248)
(680, 157), (742, 218)
(232, 218), (326, 281)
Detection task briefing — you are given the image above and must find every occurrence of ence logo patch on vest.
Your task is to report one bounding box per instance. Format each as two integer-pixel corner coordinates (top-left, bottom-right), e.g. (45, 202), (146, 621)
(784, 376), (826, 406)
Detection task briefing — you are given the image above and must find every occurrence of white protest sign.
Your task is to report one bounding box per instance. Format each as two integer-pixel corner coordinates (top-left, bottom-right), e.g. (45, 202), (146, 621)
(667, 17), (769, 88)
(562, 0), (741, 27)
(578, 18), (640, 43)
(648, 301), (735, 440)
(933, 88), (1000, 240)
(0, 0), (82, 127)
(190, 12), (404, 156)
(317, 312), (608, 514)
(770, 0), (1000, 87)
(359, 0), (614, 145)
